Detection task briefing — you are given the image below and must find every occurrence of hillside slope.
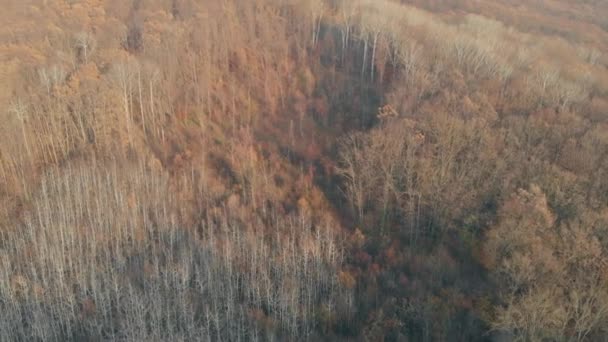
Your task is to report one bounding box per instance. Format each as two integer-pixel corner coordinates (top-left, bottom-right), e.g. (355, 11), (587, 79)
(1, 0), (608, 341)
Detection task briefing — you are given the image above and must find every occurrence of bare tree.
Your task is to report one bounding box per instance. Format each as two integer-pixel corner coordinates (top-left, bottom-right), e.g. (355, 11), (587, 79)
(397, 39), (422, 86)
(74, 32), (96, 64)
(530, 65), (560, 107)
(338, 0), (358, 60)
(578, 46), (602, 66)
(360, 5), (387, 81)
(112, 61), (136, 145)
(9, 100), (32, 165)
(309, 0), (325, 47)
(38, 65), (66, 96)
(337, 134), (373, 221)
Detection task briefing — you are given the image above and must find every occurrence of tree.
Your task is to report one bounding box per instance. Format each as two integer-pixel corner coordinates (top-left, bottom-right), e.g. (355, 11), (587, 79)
(124, 22), (144, 53)
(338, 0), (358, 60)
(530, 65), (560, 108)
(74, 32), (96, 64)
(337, 133), (373, 222)
(485, 185), (608, 341)
(38, 65), (66, 96)
(360, 4), (387, 81)
(112, 61), (137, 145)
(309, 0), (325, 47)
(8, 99), (32, 165)
(397, 39), (422, 87)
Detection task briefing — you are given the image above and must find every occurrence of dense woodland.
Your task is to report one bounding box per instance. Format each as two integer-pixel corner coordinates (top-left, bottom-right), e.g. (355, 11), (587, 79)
(1, 0), (608, 341)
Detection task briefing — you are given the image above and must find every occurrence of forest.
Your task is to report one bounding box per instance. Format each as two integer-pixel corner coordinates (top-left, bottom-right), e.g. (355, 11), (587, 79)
(1, 0), (608, 341)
